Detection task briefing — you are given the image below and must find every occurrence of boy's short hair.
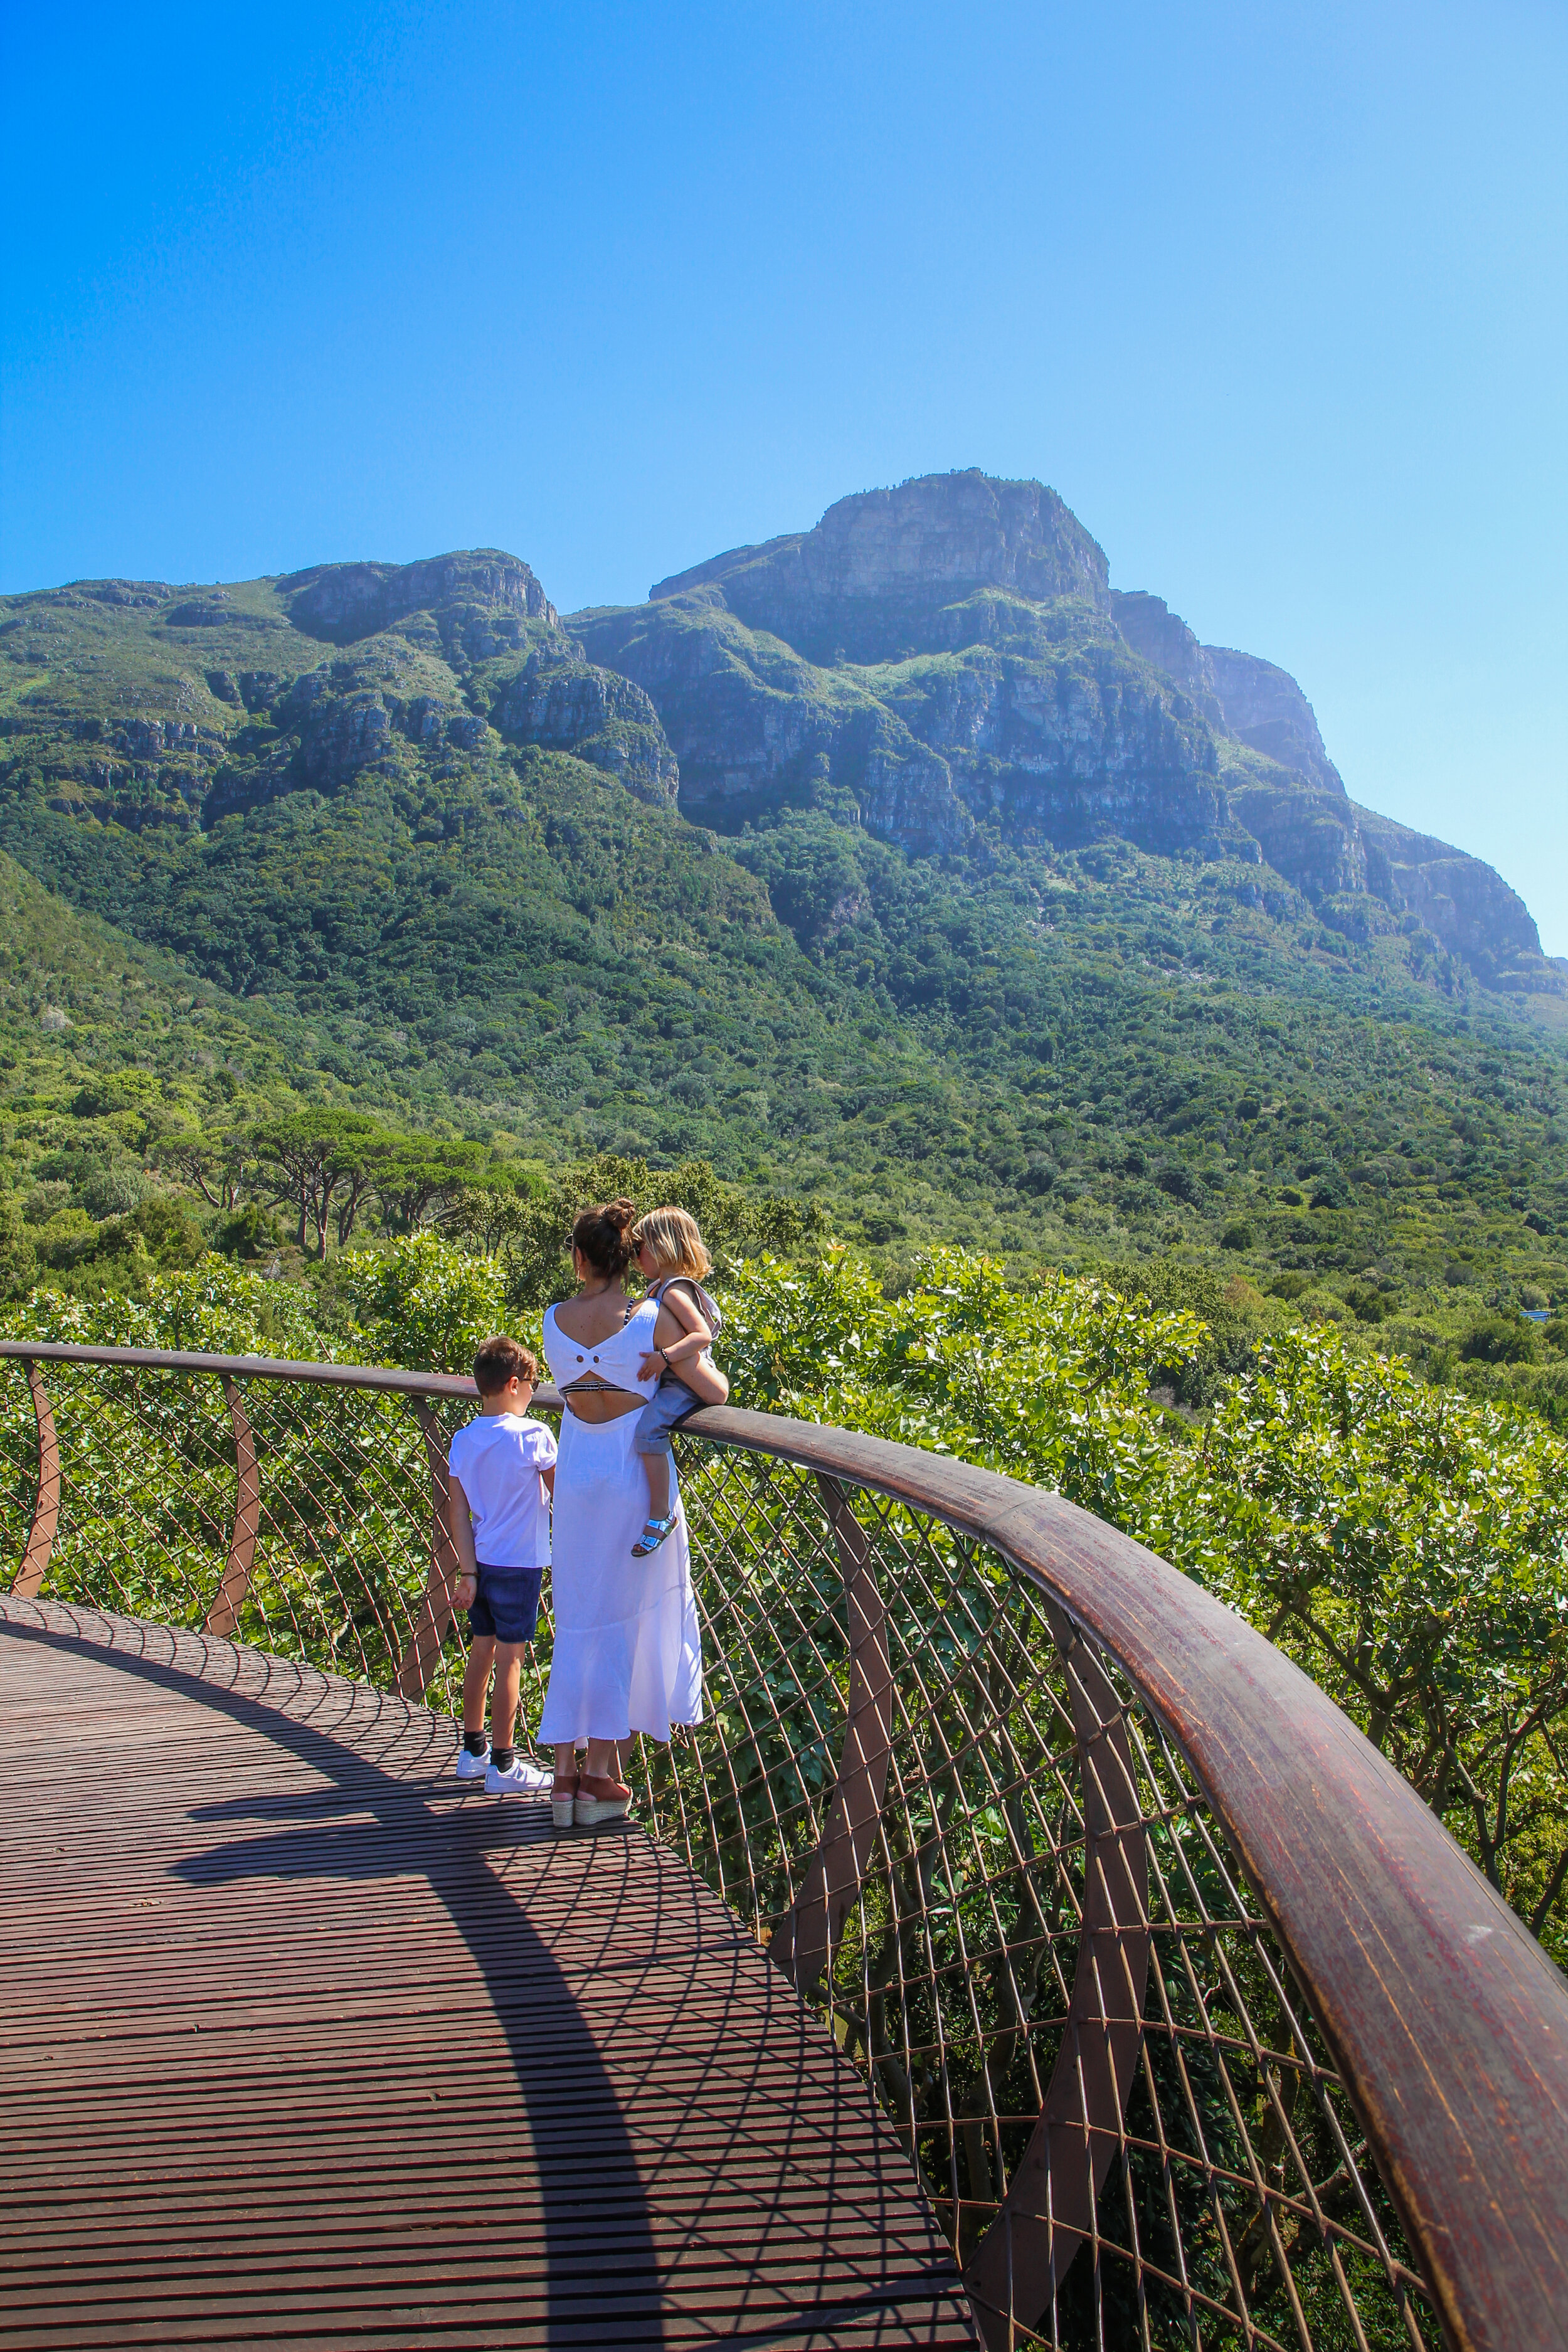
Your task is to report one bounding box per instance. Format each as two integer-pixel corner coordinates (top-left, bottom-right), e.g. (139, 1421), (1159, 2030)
(633, 1205), (711, 1281)
(472, 1333), (539, 1395)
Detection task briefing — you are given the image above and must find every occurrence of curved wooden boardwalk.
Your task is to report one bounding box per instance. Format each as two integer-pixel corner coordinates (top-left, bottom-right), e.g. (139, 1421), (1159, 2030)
(0, 1602), (976, 2350)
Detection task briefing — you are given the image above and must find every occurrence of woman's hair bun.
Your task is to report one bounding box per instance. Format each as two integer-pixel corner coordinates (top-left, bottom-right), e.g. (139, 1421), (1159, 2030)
(571, 1197), (638, 1278)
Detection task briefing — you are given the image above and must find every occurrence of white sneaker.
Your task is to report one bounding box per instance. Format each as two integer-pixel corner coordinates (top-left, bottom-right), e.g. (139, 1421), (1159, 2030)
(486, 1755), (552, 1796)
(455, 1744), (490, 1781)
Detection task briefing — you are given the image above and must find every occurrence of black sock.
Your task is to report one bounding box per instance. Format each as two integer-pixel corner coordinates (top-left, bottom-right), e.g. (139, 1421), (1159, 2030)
(492, 1746), (516, 1771)
(463, 1729), (487, 1757)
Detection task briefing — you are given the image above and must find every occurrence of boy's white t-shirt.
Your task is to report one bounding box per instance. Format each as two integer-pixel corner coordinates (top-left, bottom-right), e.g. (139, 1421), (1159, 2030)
(447, 1412), (557, 1567)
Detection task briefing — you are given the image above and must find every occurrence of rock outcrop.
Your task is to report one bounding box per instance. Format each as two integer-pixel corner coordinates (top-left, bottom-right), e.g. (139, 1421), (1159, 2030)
(1108, 584), (1554, 980)
(66, 580), (172, 610)
(489, 656), (679, 806)
(1357, 807), (1547, 985)
(573, 588), (972, 846)
(1110, 591), (1343, 794)
(650, 470), (1110, 665)
(1204, 645), (1343, 794)
(1107, 591), (1226, 729)
(875, 638), (1225, 852)
(283, 550), (560, 660)
(581, 525), (1228, 858)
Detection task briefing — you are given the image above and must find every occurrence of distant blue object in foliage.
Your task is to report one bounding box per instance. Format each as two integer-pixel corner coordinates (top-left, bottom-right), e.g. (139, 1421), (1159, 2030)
(1523, 1309), (1550, 1323)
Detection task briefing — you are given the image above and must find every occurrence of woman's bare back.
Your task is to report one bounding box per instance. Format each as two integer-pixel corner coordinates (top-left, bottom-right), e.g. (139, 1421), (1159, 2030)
(553, 1287), (638, 1348)
(552, 1287), (685, 1421)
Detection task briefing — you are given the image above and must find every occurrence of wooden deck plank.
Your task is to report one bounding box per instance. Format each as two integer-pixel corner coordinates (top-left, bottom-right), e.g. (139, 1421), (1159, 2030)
(0, 1602), (977, 2350)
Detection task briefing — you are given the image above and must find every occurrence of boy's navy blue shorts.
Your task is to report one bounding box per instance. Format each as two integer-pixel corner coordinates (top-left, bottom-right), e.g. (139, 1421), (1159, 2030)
(468, 1563), (544, 1644)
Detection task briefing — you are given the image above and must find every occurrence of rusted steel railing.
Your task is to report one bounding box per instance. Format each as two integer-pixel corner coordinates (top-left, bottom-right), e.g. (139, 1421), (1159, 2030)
(3, 1339), (1566, 2352)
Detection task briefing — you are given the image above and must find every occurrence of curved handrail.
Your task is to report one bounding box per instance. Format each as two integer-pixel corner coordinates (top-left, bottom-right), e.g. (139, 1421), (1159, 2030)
(4, 1346), (1565, 2351)
(0, 1337), (514, 1401)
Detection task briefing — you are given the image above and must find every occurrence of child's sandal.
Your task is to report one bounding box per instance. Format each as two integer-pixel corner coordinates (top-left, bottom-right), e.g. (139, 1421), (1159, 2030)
(632, 1513), (678, 1558)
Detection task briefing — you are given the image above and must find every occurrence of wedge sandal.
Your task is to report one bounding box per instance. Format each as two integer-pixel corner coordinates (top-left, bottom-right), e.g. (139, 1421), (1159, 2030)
(575, 1772), (632, 1829)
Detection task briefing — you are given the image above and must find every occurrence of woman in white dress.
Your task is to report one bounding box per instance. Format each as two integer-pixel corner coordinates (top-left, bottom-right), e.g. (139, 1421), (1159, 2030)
(538, 1199), (704, 1830)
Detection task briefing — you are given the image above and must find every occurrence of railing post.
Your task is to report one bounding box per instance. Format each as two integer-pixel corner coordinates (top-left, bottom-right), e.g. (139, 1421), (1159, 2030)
(768, 1473), (896, 1996)
(204, 1377), (260, 1640)
(965, 1609), (1152, 2346)
(393, 1401), (462, 1704)
(10, 1359), (60, 1599)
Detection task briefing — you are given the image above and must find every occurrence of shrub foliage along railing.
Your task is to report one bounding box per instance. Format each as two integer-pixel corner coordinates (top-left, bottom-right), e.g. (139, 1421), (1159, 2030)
(4, 1343), (1567, 2352)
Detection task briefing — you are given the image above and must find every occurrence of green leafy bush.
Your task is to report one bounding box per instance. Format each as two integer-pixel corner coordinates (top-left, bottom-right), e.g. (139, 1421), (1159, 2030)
(337, 1232), (510, 1374)
(1192, 1332), (1568, 1950)
(2, 1258), (332, 1358)
(1459, 1313), (1540, 1365)
(0, 1198), (35, 1301)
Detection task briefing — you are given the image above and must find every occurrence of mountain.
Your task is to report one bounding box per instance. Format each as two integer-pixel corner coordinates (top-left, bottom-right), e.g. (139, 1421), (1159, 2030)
(575, 470), (1558, 995)
(2, 474), (1566, 1325)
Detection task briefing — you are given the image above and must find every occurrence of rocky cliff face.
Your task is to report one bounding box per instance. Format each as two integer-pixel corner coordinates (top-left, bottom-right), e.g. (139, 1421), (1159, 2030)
(874, 638), (1229, 853)
(573, 587), (969, 850)
(1110, 591), (1343, 794)
(2, 550), (682, 841)
(489, 655), (678, 805)
(284, 551), (561, 662)
(1106, 584), (1554, 982)
(1204, 645), (1344, 795)
(1106, 591), (1226, 729)
(580, 515), (1236, 861)
(650, 470), (1110, 665)
(1357, 808), (1547, 984)
(576, 474), (1557, 992)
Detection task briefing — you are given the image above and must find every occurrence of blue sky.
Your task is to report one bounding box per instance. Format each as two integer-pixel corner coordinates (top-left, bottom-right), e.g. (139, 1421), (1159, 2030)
(4, 1), (1564, 951)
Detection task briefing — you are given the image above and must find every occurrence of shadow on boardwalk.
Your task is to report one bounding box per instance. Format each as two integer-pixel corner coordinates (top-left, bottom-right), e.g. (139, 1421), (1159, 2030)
(0, 1601), (977, 2349)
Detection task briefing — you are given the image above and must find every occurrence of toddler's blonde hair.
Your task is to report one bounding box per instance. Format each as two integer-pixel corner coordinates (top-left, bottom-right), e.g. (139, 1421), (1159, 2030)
(635, 1205), (711, 1281)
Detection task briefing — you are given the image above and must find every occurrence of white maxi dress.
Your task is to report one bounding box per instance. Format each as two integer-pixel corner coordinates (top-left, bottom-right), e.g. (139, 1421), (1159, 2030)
(537, 1297), (705, 1747)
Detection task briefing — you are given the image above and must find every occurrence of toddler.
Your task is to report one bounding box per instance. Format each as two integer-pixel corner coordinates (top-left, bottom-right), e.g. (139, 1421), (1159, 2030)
(631, 1206), (729, 1557)
(447, 1333), (556, 1794)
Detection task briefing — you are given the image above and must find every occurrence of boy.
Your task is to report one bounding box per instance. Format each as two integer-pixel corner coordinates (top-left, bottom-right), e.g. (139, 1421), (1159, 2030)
(447, 1333), (556, 1794)
(631, 1207), (729, 1558)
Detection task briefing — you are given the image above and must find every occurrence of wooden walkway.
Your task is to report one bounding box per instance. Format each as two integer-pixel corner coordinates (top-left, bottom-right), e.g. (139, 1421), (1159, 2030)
(0, 1602), (976, 2350)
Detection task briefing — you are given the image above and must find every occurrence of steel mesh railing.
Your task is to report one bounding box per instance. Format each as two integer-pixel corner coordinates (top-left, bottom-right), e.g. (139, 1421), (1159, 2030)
(649, 1443), (1433, 2352)
(3, 1342), (1565, 2352)
(0, 1353), (472, 1710)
